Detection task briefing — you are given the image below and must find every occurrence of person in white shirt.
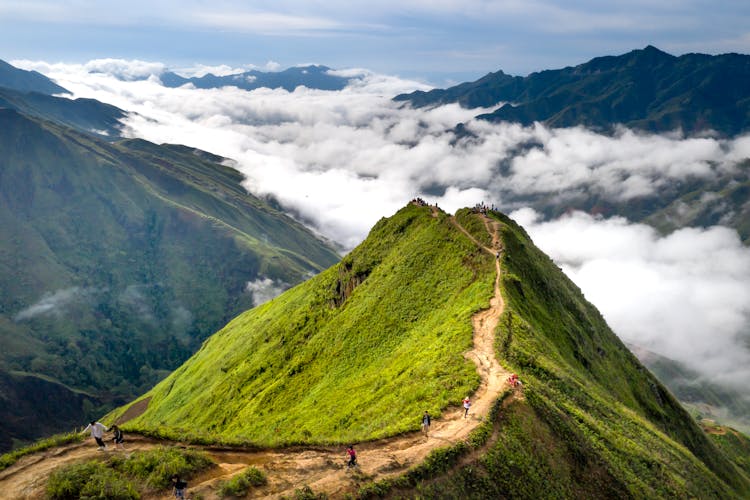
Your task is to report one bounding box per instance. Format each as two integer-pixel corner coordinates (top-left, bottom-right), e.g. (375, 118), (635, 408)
(82, 421), (108, 450)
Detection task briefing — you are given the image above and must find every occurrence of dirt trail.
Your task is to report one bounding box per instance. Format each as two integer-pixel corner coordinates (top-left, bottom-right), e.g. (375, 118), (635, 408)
(0, 213), (512, 500)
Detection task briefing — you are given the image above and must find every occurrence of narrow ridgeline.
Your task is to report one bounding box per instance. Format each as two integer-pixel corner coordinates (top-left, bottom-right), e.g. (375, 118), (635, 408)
(111, 205), (750, 498)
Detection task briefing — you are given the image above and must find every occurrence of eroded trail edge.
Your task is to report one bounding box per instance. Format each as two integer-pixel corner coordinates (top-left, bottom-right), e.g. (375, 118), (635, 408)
(0, 213), (512, 500)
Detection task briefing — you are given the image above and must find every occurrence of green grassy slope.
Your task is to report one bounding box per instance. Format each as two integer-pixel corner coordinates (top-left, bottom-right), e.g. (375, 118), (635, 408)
(121, 205), (750, 497)
(392, 209), (750, 498)
(0, 86), (125, 137)
(119, 204), (494, 445)
(0, 108), (339, 450)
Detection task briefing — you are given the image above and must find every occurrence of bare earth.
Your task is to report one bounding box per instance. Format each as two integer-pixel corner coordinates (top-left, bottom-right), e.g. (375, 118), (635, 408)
(0, 213), (514, 499)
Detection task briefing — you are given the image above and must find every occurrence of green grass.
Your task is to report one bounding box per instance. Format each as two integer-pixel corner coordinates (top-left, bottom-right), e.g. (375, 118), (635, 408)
(0, 110), (340, 450)
(282, 485), (328, 500)
(46, 461), (139, 500)
(44, 447), (213, 499)
(113, 206), (750, 498)
(109, 446), (214, 489)
(354, 209), (750, 499)
(703, 423), (750, 477)
(217, 466), (267, 498)
(121, 204), (494, 446)
(0, 431), (83, 472)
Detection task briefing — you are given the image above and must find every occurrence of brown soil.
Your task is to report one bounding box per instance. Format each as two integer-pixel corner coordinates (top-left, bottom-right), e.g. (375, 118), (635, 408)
(0, 213), (515, 499)
(115, 397), (152, 425)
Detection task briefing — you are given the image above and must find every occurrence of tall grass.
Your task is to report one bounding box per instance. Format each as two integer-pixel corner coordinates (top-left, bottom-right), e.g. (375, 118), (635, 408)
(0, 431), (83, 472)
(120, 204), (494, 446)
(44, 447), (214, 499)
(217, 466), (267, 498)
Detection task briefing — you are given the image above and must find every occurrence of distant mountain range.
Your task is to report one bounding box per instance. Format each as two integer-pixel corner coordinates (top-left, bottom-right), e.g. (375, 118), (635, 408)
(0, 60), (340, 450)
(0, 59), (124, 137)
(0, 59), (69, 95)
(629, 343), (750, 434)
(396, 46), (750, 136)
(395, 47), (750, 244)
(160, 65), (350, 92)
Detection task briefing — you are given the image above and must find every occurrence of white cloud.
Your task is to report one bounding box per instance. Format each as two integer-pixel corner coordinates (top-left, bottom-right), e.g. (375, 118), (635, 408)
(25, 60), (750, 401)
(512, 209), (750, 391)
(246, 278), (289, 307)
(187, 10), (343, 34)
(84, 58), (166, 80)
(29, 60), (749, 250)
(14, 287), (98, 321)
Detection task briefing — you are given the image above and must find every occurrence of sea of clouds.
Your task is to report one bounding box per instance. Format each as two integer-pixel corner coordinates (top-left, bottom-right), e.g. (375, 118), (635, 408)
(15, 58), (750, 397)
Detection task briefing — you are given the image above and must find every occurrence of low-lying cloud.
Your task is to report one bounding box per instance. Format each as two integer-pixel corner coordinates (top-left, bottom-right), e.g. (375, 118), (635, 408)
(512, 209), (750, 393)
(14, 287), (99, 321)
(15, 58), (750, 403)
(246, 277), (289, 307)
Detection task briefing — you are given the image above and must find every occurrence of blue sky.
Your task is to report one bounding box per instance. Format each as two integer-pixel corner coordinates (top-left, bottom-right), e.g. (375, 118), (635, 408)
(1, 0), (749, 84)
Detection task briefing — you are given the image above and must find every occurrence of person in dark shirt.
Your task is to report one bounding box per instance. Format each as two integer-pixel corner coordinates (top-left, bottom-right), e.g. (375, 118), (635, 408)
(421, 411), (431, 436)
(171, 475), (188, 498)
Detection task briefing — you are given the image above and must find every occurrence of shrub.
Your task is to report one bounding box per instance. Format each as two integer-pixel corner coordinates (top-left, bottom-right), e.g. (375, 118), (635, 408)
(217, 466), (267, 497)
(44, 447), (214, 499)
(1, 432), (84, 472)
(283, 485), (328, 500)
(114, 446), (213, 489)
(46, 461), (139, 500)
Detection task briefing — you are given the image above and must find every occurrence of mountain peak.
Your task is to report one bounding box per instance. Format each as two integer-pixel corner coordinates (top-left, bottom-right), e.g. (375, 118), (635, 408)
(628, 44), (677, 63)
(0, 59), (69, 95)
(105, 205), (750, 498)
(397, 46), (750, 135)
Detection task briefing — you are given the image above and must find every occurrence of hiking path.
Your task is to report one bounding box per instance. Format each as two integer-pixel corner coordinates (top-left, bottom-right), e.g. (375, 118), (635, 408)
(0, 212), (515, 499)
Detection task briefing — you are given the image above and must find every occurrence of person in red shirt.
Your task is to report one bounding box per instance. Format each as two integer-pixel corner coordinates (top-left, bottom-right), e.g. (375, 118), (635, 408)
(346, 445), (357, 468)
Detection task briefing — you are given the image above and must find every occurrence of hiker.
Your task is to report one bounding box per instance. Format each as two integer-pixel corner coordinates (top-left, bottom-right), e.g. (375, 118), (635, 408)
(462, 397), (471, 418)
(346, 445), (357, 468)
(421, 411), (431, 436)
(82, 420), (108, 450)
(508, 373), (522, 388)
(171, 475), (188, 499)
(111, 424), (124, 449)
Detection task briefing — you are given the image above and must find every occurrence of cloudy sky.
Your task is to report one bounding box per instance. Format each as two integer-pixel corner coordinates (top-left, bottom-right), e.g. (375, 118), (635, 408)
(1, 0), (750, 83)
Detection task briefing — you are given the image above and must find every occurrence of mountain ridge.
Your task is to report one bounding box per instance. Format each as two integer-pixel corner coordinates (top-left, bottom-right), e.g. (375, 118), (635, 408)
(395, 46), (750, 136)
(0, 59), (69, 95)
(0, 106), (340, 451)
(98, 204), (750, 498)
(160, 64), (351, 92)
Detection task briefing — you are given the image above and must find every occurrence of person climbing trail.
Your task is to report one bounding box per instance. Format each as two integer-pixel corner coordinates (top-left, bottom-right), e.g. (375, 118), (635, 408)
(346, 445), (357, 468)
(171, 475), (188, 498)
(462, 397), (471, 418)
(111, 424), (125, 449)
(82, 421), (108, 450)
(421, 411), (431, 436)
